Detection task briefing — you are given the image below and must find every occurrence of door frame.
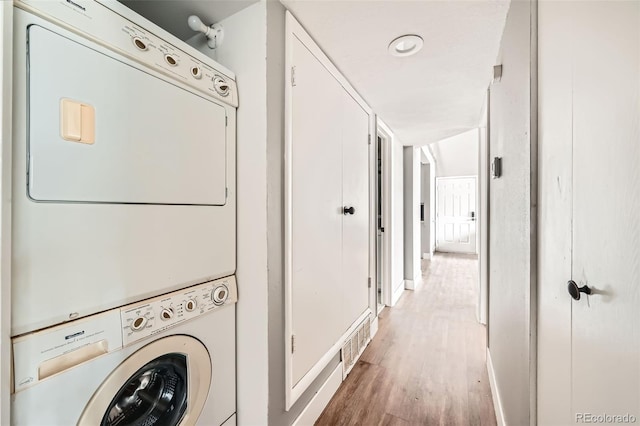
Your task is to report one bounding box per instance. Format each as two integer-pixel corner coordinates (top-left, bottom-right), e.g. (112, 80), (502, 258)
(283, 11), (374, 410)
(376, 123), (393, 309)
(435, 175), (479, 254)
(0, 3), (13, 424)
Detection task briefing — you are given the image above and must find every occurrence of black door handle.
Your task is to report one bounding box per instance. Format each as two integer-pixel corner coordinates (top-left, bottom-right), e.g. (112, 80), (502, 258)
(343, 206), (355, 215)
(568, 280), (591, 301)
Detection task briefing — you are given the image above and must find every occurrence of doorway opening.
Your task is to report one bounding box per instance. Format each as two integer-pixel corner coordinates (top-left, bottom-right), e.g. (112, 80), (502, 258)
(435, 176), (477, 254)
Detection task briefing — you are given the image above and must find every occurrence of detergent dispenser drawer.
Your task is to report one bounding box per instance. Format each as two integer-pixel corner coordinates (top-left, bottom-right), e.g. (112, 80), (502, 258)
(27, 25), (227, 206)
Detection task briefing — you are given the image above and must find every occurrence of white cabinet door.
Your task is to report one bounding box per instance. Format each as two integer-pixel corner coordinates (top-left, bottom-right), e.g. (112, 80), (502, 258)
(340, 89), (370, 332)
(436, 177), (476, 253)
(538, 3), (640, 423)
(290, 37), (345, 386)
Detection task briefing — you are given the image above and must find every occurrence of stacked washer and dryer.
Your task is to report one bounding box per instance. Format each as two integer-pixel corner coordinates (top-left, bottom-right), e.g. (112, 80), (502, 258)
(10, 0), (238, 424)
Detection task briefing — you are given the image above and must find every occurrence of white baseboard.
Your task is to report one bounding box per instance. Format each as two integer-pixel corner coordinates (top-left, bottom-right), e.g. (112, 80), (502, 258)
(391, 281), (404, 306)
(422, 252), (432, 260)
(487, 349), (506, 426)
(405, 273), (422, 291)
(292, 363), (343, 426)
(370, 315), (379, 338)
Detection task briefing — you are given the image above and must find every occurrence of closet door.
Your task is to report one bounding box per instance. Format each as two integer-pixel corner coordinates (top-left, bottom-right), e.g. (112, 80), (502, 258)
(539, 3), (640, 423)
(571, 2), (639, 418)
(290, 37), (344, 385)
(340, 89), (370, 332)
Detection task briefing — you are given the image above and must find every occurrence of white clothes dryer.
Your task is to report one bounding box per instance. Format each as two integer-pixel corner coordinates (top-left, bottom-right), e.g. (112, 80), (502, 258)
(12, 276), (238, 426)
(11, 0), (238, 336)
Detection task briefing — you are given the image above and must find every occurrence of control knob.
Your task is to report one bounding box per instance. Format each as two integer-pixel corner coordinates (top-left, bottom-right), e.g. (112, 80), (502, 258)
(213, 76), (230, 96)
(132, 36), (148, 51)
(160, 308), (174, 321)
(131, 316), (147, 331)
(191, 66), (202, 79)
(185, 299), (198, 312)
(212, 285), (229, 305)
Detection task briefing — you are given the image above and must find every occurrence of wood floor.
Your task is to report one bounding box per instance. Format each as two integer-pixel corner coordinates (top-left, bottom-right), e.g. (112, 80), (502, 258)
(315, 253), (496, 426)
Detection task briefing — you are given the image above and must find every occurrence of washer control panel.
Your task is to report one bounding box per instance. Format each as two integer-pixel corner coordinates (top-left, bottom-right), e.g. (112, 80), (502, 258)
(121, 276), (237, 346)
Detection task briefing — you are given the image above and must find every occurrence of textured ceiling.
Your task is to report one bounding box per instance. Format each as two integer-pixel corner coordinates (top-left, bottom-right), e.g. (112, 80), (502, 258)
(119, 0), (258, 41)
(281, 0), (509, 145)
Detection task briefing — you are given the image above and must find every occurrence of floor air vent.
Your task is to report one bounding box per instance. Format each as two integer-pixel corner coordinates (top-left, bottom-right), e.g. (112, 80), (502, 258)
(341, 314), (372, 378)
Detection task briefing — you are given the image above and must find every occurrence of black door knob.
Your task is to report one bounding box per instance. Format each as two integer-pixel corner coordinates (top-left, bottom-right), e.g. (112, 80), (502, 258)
(343, 206), (355, 215)
(568, 280), (591, 301)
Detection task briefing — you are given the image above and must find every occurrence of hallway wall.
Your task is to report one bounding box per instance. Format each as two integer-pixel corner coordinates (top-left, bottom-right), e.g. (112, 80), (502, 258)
(403, 147), (421, 287)
(487, 0), (537, 424)
(430, 129), (479, 178)
(391, 132), (405, 303)
(421, 163), (432, 258)
(378, 121), (405, 306)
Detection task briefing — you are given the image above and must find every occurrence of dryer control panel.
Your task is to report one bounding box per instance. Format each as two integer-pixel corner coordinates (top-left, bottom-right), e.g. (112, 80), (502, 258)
(14, 0), (238, 107)
(121, 276), (238, 346)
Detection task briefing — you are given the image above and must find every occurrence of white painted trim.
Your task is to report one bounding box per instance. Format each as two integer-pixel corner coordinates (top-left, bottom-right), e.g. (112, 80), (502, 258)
(283, 8), (295, 412)
(422, 144), (436, 166)
(292, 363), (343, 426)
(390, 281), (404, 306)
(436, 175), (478, 180)
(285, 12), (371, 114)
(370, 315), (379, 338)
(0, 3), (13, 424)
(404, 279), (414, 290)
(422, 252), (432, 260)
(287, 309), (371, 409)
(377, 121), (393, 308)
(368, 114), (376, 316)
(487, 349), (506, 426)
(284, 11), (374, 410)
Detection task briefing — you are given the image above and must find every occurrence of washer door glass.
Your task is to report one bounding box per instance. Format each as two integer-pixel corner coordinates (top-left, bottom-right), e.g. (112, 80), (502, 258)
(102, 353), (188, 426)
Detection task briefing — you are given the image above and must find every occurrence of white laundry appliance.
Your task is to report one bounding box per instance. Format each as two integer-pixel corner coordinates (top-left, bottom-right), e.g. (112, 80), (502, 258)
(11, 0), (238, 336)
(12, 276), (237, 425)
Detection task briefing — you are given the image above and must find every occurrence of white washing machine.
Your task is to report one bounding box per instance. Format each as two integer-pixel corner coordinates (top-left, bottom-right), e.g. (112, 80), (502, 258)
(11, 0), (238, 336)
(12, 276), (237, 425)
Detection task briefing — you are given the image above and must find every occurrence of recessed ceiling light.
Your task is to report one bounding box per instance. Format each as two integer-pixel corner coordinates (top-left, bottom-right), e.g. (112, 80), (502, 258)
(388, 34), (424, 57)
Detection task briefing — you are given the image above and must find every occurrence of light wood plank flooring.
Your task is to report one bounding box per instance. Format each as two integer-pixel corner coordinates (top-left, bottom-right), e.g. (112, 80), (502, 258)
(315, 253), (496, 426)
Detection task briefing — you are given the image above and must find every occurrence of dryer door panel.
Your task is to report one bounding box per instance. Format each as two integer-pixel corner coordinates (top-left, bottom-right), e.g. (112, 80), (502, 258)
(27, 25), (227, 205)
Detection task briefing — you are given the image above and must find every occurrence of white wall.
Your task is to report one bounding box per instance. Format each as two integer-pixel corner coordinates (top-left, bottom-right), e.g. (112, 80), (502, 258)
(422, 146), (437, 255)
(420, 163), (431, 258)
(189, 4), (270, 424)
(487, 0), (536, 424)
(403, 147), (421, 287)
(0, 3), (12, 424)
(430, 129), (479, 178)
(381, 121), (405, 306)
(478, 99), (489, 325)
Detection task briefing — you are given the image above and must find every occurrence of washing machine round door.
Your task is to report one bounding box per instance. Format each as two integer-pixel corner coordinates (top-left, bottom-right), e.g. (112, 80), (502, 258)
(78, 335), (211, 426)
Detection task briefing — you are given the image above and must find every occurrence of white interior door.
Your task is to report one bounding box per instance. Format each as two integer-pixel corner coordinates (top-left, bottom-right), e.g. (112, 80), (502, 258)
(436, 177), (477, 253)
(290, 36), (344, 386)
(538, 3), (640, 423)
(571, 2), (639, 419)
(340, 89), (370, 332)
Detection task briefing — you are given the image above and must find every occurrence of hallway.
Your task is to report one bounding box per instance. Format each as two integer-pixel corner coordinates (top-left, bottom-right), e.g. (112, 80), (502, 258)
(316, 253), (495, 426)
